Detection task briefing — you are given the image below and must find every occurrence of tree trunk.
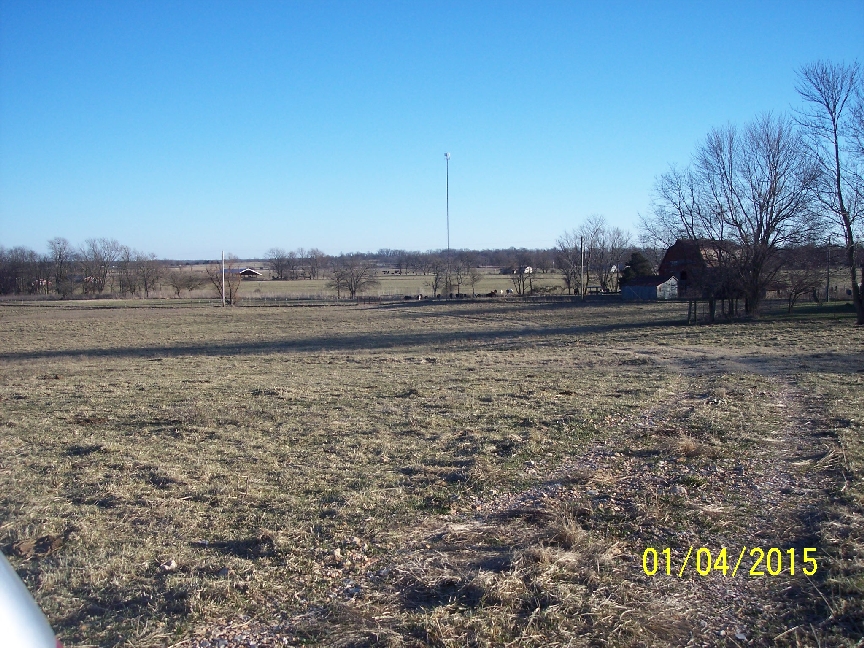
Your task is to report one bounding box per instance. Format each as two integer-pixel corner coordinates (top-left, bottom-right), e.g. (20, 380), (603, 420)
(851, 261), (863, 325)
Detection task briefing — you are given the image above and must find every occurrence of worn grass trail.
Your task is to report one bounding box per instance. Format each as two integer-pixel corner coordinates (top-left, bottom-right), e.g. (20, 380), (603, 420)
(0, 301), (860, 647)
(324, 366), (855, 647)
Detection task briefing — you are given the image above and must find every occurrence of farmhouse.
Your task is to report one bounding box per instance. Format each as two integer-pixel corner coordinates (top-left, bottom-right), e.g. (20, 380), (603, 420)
(621, 275), (678, 301)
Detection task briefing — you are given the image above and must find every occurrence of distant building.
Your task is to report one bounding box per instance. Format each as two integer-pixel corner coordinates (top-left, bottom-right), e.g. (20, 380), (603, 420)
(237, 268), (262, 278)
(658, 239), (742, 300)
(621, 275), (678, 301)
(658, 239), (713, 297)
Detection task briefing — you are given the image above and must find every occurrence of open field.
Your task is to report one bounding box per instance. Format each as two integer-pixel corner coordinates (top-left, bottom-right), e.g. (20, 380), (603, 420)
(184, 269), (569, 301)
(0, 300), (862, 647)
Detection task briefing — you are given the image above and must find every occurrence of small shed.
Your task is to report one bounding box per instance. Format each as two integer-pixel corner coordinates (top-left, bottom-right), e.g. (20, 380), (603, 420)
(238, 268), (262, 278)
(621, 275), (678, 301)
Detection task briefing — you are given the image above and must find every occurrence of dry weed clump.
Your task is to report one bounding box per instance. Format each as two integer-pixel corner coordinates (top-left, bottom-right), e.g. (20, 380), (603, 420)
(0, 300), (861, 646)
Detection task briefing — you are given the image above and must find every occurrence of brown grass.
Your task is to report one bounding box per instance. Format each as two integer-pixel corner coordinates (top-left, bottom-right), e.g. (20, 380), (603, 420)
(0, 299), (861, 646)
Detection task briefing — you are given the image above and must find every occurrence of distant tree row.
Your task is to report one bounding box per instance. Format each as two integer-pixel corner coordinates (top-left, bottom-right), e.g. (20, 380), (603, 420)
(556, 215), (634, 295)
(0, 238), (163, 297)
(265, 247), (326, 280)
(0, 237), (212, 299)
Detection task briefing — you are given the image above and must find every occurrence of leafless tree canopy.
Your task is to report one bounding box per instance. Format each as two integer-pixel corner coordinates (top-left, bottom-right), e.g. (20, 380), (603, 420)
(0, 246), (48, 294)
(796, 60), (864, 324)
(79, 238), (121, 295)
(556, 230), (581, 295)
(778, 245), (826, 312)
(305, 248), (325, 279)
(136, 252), (163, 298)
(117, 246), (139, 296)
(167, 267), (203, 298)
(649, 114), (818, 314)
(557, 216), (632, 294)
(266, 248), (291, 280)
(206, 255), (243, 305)
(425, 258), (446, 297)
(48, 237), (75, 296)
(327, 256), (379, 299)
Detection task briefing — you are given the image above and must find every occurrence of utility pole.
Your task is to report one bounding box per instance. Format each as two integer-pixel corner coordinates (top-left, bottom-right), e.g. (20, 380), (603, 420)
(826, 236), (831, 303)
(221, 251), (225, 307)
(445, 152), (451, 296)
(580, 236), (585, 302)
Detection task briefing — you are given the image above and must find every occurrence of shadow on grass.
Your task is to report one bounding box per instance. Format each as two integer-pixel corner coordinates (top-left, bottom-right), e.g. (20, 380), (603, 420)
(0, 316), (691, 362)
(2, 301), (860, 374)
(190, 534), (277, 559)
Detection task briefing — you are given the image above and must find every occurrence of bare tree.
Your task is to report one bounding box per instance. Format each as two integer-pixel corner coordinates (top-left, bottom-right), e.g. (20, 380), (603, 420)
(135, 252), (163, 297)
(556, 230), (581, 295)
(425, 258), (446, 297)
(167, 267), (203, 298)
(0, 246), (47, 294)
(558, 216), (629, 293)
(649, 114), (817, 315)
(509, 251), (534, 296)
(327, 264), (347, 298)
(779, 246), (824, 312)
(306, 248), (325, 279)
(510, 265), (533, 295)
(327, 256), (379, 299)
(266, 248), (290, 280)
(206, 255), (243, 304)
(395, 252), (411, 275)
(79, 238), (121, 295)
(450, 253), (475, 295)
(466, 266), (483, 296)
(578, 215), (605, 288)
(796, 60), (863, 324)
(594, 226), (631, 292)
(117, 246), (139, 296)
(48, 237), (75, 297)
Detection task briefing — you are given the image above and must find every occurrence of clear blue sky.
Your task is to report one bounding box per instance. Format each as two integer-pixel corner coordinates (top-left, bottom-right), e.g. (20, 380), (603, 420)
(1, 1), (861, 259)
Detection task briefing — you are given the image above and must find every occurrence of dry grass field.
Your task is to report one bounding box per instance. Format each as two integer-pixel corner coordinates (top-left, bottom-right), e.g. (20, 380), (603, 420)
(0, 299), (861, 647)
(169, 268), (567, 301)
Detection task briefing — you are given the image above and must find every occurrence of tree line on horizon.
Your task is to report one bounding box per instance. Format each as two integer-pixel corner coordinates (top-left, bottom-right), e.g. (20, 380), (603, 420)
(0, 229), (843, 307)
(0, 230), (654, 300)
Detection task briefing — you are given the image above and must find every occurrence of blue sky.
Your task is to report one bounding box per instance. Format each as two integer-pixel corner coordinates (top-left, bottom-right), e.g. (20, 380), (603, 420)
(1, 1), (861, 259)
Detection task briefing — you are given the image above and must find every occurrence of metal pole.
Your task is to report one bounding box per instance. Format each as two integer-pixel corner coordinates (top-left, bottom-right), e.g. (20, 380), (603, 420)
(580, 236), (584, 301)
(445, 152), (451, 298)
(826, 236), (831, 303)
(221, 251), (225, 307)
(446, 155), (450, 255)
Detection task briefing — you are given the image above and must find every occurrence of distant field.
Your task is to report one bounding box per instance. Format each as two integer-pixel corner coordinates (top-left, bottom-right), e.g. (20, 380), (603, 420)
(173, 267), (569, 300)
(0, 300), (861, 647)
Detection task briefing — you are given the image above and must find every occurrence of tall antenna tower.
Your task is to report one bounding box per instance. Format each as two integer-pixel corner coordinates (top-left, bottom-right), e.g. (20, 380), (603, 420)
(445, 152), (450, 256)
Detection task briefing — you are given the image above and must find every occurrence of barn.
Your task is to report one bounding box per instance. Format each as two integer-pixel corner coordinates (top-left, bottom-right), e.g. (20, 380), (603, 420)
(621, 275), (678, 301)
